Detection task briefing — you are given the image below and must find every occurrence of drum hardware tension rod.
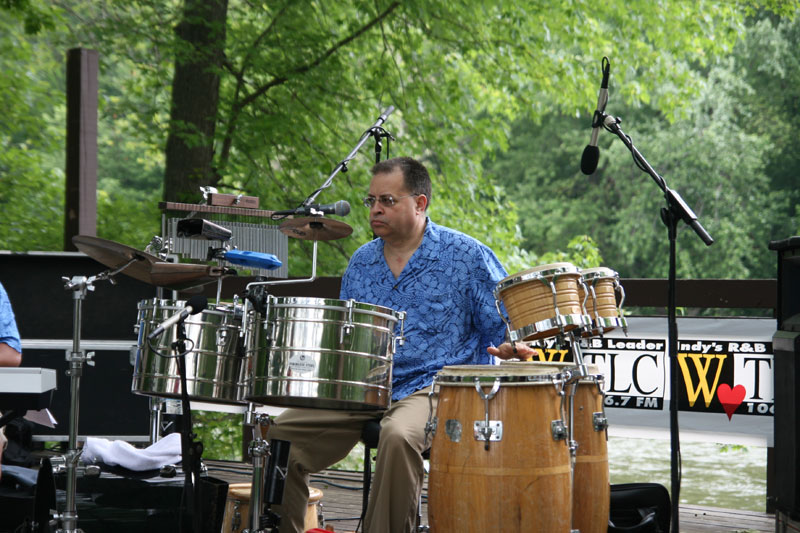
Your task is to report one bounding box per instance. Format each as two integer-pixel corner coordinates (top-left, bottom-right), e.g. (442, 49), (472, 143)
(565, 378), (580, 533)
(616, 281), (629, 336)
(473, 378), (502, 451)
(424, 377), (438, 447)
(547, 279), (568, 337)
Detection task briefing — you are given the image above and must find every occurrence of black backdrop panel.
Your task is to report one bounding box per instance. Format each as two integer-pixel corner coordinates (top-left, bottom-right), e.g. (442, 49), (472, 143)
(0, 252), (157, 340)
(1, 252), (157, 438)
(20, 348), (151, 438)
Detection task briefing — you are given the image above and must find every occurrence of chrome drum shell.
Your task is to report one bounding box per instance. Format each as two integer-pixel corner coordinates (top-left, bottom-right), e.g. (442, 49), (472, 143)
(132, 298), (246, 404)
(244, 296), (400, 410)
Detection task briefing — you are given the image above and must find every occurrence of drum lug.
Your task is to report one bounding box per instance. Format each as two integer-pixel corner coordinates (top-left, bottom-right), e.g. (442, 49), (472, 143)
(425, 416), (438, 441)
(551, 419), (567, 441)
(396, 311), (407, 349)
(216, 327), (230, 348)
(473, 420), (502, 443)
(474, 378), (501, 450)
(593, 412), (609, 432)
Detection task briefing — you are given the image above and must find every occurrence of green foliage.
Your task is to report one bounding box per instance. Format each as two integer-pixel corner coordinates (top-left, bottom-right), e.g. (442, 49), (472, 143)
(193, 411), (243, 461)
(0, 7), (65, 251)
(2, 0), (798, 290)
(488, 12), (800, 284)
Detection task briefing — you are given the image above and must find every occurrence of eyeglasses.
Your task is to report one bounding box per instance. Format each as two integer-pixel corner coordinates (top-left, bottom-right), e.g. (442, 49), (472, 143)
(362, 194), (420, 208)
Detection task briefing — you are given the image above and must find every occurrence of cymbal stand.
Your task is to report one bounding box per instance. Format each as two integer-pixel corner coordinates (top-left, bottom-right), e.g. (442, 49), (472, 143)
(57, 268), (122, 533)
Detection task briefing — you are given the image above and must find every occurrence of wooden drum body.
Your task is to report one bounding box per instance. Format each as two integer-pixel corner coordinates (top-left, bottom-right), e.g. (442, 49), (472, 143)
(427, 365), (572, 532)
(496, 262), (590, 341)
(502, 362), (610, 533)
(579, 267), (627, 337)
(222, 483), (323, 532)
(569, 373), (610, 533)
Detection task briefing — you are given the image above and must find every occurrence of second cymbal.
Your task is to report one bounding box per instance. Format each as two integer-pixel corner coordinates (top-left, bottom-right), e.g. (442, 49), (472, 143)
(279, 217), (353, 241)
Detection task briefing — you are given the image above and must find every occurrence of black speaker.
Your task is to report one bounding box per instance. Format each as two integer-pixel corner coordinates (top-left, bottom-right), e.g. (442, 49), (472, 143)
(769, 237), (800, 521)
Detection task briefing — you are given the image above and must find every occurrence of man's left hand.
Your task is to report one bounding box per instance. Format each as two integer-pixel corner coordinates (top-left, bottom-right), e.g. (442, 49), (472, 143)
(487, 342), (536, 361)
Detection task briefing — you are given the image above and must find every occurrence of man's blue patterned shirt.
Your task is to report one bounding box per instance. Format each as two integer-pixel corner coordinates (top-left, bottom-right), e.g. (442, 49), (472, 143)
(340, 219), (507, 400)
(0, 282), (22, 354)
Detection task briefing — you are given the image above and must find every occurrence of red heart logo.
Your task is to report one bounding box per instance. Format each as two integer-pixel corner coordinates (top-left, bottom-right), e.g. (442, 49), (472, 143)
(717, 383), (746, 420)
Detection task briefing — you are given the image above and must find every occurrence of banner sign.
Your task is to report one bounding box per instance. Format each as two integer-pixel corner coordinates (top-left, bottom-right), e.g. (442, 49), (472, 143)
(525, 317), (775, 445)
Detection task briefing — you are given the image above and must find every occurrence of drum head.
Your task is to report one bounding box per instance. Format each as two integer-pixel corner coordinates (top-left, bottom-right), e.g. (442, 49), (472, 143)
(580, 266), (618, 282)
(436, 363), (571, 385)
(500, 360), (601, 377)
(496, 262), (580, 294)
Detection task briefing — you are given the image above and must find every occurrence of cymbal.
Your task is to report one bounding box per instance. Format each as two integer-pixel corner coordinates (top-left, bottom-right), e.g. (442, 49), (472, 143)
(72, 235), (225, 290)
(279, 217), (353, 241)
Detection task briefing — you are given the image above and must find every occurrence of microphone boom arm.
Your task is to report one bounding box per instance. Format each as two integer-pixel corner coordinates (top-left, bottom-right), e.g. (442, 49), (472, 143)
(302, 106), (396, 207)
(600, 112), (714, 246)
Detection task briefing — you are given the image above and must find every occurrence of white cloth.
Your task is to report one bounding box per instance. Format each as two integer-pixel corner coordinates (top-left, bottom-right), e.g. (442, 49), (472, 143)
(82, 433), (182, 471)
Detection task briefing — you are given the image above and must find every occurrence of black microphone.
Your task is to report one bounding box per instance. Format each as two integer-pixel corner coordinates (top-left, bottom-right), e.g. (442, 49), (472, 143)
(273, 200), (350, 217)
(147, 294), (208, 340)
(581, 57), (611, 175)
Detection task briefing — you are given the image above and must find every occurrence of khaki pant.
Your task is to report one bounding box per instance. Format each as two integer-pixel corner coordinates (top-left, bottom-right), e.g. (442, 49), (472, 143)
(268, 387), (436, 533)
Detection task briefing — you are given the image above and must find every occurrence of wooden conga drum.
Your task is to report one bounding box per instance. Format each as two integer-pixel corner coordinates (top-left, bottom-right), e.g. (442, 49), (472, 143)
(502, 361), (610, 533)
(569, 374), (610, 533)
(427, 364), (572, 532)
(222, 483), (323, 532)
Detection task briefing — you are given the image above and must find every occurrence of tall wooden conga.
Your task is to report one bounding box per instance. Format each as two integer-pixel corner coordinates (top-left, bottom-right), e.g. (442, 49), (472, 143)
(427, 364), (572, 532)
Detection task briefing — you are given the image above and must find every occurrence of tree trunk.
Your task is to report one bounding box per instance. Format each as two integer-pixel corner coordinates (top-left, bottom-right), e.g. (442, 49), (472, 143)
(163, 0), (228, 203)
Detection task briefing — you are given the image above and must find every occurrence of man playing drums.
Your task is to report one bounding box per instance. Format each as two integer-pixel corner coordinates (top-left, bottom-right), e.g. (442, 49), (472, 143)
(269, 156), (532, 532)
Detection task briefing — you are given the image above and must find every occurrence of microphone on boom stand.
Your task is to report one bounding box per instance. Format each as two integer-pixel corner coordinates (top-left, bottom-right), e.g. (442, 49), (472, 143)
(581, 56), (611, 175)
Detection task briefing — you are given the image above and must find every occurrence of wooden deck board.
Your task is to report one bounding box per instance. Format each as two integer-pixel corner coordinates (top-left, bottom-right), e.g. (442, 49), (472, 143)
(206, 461), (774, 533)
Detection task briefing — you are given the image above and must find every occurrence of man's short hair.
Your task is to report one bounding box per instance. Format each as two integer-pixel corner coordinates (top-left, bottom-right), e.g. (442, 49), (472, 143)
(371, 156), (432, 210)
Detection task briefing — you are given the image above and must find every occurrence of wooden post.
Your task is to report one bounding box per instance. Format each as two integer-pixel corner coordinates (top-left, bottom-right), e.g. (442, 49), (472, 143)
(63, 48), (98, 251)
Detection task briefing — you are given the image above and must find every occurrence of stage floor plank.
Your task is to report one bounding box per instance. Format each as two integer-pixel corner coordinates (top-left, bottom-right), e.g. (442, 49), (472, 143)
(205, 460), (774, 533)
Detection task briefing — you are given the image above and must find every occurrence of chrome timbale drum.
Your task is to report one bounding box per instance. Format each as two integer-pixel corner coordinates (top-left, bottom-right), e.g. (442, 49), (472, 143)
(244, 296), (403, 410)
(132, 298), (246, 404)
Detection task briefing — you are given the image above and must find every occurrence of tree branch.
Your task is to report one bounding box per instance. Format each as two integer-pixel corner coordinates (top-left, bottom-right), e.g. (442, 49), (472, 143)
(237, 1), (400, 110)
(218, 1), (400, 171)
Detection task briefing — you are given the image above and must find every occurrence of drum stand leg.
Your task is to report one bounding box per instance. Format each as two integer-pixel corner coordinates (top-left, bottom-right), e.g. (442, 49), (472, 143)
(149, 397), (165, 444)
(243, 405), (286, 533)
